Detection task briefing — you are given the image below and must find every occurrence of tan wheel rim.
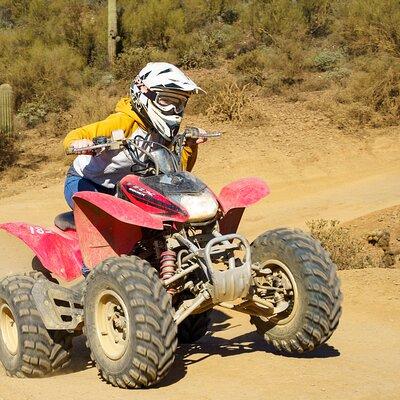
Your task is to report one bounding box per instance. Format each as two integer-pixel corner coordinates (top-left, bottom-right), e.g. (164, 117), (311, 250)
(0, 302), (18, 355)
(261, 259), (299, 325)
(95, 290), (130, 360)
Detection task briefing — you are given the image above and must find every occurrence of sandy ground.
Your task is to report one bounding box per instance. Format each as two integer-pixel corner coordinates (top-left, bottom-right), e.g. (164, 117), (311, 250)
(0, 98), (399, 399)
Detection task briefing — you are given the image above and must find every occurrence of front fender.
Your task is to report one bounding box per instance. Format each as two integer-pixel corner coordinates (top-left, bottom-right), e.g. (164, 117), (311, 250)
(217, 178), (270, 234)
(0, 223), (83, 282)
(73, 192), (164, 269)
(218, 177), (270, 213)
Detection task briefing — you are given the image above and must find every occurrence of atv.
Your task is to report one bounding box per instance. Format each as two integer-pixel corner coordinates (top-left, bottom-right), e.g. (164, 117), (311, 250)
(0, 128), (342, 388)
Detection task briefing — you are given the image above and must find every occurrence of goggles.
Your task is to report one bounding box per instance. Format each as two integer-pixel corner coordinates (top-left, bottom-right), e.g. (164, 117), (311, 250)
(146, 91), (188, 115)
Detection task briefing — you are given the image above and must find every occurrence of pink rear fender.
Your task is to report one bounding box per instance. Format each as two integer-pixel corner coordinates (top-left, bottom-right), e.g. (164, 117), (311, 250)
(0, 223), (83, 282)
(217, 177), (270, 234)
(73, 191), (164, 269)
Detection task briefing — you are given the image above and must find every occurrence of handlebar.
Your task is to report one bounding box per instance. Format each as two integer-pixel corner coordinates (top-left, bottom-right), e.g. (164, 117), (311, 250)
(66, 128), (222, 155)
(66, 141), (117, 155)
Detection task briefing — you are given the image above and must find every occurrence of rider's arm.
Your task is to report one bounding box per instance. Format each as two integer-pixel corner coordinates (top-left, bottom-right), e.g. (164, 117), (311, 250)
(63, 110), (199, 172)
(63, 113), (137, 150)
(181, 144), (198, 172)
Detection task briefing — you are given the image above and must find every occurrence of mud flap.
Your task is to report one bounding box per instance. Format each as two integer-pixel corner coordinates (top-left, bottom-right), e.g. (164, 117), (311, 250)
(31, 279), (84, 330)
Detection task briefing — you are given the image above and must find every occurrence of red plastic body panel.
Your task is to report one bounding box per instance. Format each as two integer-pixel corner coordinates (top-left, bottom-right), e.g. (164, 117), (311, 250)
(119, 175), (189, 223)
(217, 178), (270, 234)
(218, 177), (270, 214)
(0, 222), (83, 282)
(73, 192), (166, 268)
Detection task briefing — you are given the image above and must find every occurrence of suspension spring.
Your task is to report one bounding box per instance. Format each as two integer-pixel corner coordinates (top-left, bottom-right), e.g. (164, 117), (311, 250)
(159, 250), (177, 295)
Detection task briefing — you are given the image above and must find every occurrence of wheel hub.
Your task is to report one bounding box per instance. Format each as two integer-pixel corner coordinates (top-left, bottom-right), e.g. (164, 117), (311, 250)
(254, 259), (299, 324)
(0, 302), (18, 355)
(95, 290), (130, 360)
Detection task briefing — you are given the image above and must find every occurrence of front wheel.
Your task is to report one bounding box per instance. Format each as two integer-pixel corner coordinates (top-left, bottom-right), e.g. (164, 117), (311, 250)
(0, 274), (71, 377)
(84, 256), (177, 389)
(250, 228), (342, 353)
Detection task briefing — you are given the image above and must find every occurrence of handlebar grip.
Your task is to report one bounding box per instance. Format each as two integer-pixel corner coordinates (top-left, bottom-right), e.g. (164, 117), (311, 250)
(184, 127), (222, 138)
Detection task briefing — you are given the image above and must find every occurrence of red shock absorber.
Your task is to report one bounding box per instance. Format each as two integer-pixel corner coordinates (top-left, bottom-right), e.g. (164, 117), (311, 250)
(159, 250), (177, 294)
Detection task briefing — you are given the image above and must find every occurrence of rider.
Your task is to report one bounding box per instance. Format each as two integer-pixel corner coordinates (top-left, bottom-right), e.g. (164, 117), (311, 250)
(63, 62), (205, 209)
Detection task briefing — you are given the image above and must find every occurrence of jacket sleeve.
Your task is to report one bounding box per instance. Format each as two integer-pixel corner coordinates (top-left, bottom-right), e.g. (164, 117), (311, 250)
(181, 144), (198, 172)
(63, 113), (135, 150)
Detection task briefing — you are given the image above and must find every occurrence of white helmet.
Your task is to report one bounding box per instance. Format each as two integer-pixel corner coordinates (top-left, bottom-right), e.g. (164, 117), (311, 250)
(130, 62), (203, 141)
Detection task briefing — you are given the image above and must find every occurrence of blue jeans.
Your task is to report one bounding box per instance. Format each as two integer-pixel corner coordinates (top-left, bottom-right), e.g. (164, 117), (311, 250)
(64, 174), (116, 209)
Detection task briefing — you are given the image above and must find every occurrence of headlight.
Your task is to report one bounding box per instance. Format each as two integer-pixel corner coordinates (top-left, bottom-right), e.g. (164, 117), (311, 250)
(170, 189), (219, 222)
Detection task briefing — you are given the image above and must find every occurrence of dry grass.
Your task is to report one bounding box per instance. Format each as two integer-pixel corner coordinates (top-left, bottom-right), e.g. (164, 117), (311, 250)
(306, 219), (377, 269)
(45, 85), (121, 137)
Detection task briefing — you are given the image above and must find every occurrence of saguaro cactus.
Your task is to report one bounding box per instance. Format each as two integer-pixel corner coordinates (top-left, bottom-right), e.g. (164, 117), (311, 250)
(0, 84), (14, 134)
(108, 0), (118, 65)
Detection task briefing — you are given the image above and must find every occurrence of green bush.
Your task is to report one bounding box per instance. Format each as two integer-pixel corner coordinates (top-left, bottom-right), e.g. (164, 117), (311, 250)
(18, 101), (49, 128)
(312, 50), (343, 72)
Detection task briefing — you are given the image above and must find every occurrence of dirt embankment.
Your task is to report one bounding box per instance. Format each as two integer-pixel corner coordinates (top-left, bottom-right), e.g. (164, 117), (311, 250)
(0, 96), (399, 399)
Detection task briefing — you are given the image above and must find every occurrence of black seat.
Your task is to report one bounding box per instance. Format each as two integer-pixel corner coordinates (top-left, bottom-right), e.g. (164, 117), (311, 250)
(54, 212), (76, 231)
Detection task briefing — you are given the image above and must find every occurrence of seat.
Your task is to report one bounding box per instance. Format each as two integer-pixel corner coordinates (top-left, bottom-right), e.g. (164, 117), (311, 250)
(54, 212), (76, 231)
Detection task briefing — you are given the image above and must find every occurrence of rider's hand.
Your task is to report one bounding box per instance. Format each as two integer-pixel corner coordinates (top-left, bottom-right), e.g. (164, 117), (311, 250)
(185, 127), (208, 146)
(71, 139), (94, 155)
(195, 137), (208, 144)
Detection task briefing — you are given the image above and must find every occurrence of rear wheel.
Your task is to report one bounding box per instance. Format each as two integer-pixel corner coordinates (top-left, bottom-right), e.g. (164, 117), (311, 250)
(0, 275), (71, 377)
(250, 228), (342, 353)
(84, 256), (177, 389)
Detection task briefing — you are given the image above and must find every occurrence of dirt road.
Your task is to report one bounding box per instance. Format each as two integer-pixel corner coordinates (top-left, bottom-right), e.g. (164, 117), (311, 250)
(0, 267), (399, 400)
(0, 119), (399, 399)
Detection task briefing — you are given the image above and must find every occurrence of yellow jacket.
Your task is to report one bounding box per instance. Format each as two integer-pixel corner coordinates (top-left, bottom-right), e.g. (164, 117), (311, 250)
(63, 97), (197, 171)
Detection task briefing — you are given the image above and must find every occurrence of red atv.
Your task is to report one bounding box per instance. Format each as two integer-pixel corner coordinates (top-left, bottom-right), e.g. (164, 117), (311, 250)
(0, 129), (342, 388)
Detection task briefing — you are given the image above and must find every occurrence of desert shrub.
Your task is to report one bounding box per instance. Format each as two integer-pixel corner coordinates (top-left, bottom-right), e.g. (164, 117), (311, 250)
(336, 55), (400, 127)
(298, 0), (335, 37)
(220, 8), (239, 25)
(17, 100), (49, 128)
(0, 132), (17, 172)
(232, 48), (269, 85)
(122, 0), (185, 50)
(306, 219), (375, 269)
(2, 43), (84, 110)
(243, 0), (307, 44)
(171, 28), (226, 69)
(312, 50), (343, 72)
(334, 0), (400, 56)
(205, 81), (261, 122)
(327, 67), (351, 84)
(262, 39), (311, 91)
(47, 86), (121, 136)
(182, 0), (240, 30)
(113, 47), (176, 81)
